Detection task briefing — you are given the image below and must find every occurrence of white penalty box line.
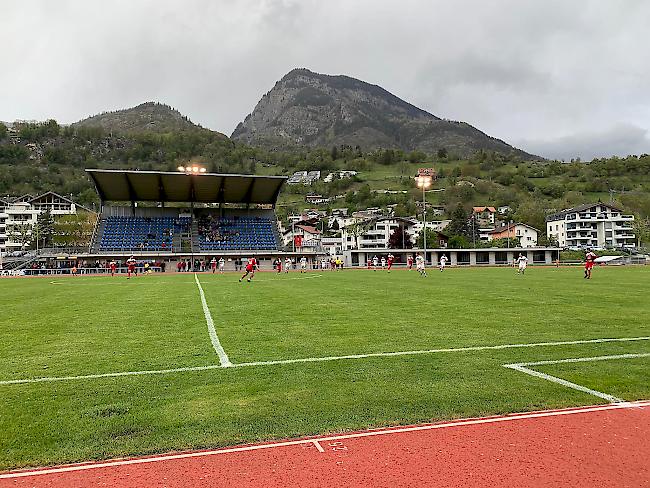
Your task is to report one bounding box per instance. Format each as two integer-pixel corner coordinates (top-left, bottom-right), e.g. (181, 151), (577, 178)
(504, 352), (650, 403)
(1, 336), (648, 386)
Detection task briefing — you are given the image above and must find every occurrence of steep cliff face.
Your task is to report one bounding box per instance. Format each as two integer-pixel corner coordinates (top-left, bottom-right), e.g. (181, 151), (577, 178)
(232, 68), (539, 159)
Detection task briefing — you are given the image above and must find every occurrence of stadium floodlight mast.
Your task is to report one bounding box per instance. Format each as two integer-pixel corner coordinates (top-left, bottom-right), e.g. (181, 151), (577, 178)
(177, 165), (207, 173)
(416, 169), (434, 264)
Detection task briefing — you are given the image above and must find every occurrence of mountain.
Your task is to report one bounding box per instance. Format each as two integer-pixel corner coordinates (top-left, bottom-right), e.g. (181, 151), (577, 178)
(74, 102), (215, 135)
(232, 68), (540, 160)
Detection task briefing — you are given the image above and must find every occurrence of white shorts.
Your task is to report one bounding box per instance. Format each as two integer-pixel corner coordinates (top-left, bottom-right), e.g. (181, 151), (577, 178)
(440, 262), (446, 268)
(519, 263), (527, 270)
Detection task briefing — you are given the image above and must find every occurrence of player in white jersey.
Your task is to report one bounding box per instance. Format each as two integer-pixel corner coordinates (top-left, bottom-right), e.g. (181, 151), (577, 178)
(218, 257), (225, 274)
(439, 254), (448, 271)
(415, 253), (427, 277)
(284, 257), (292, 273)
(516, 253), (528, 274)
(300, 256), (307, 273)
(372, 255), (379, 270)
(381, 256), (386, 268)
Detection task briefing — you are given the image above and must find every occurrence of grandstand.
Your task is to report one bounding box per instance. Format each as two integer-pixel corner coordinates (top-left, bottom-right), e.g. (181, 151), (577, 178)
(86, 169), (288, 258)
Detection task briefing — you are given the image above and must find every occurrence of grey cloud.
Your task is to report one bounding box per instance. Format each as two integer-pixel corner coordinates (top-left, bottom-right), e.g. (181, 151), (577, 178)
(1, 0), (649, 160)
(516, 124), (650, 161)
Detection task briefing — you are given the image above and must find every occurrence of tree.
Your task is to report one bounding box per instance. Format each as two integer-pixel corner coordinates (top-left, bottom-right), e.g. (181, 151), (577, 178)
(437, 147), (448, 160)
(0, 122), (7, 140)
(415, 228), (440, 248)
(388, 225), (413, 249)
(330, 146), (339, 161)
(53, 212), (97, 248)
(34, 210), (55, 249)
(445, 204), (471, 237)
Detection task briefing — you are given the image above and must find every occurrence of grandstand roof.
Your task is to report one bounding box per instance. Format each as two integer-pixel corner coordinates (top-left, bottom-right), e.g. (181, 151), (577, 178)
(86, 169), (287, 205)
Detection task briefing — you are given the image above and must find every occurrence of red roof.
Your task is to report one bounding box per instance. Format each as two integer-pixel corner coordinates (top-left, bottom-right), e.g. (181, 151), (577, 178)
(296, 225), (321, 235)
(473, 206), (496, 213)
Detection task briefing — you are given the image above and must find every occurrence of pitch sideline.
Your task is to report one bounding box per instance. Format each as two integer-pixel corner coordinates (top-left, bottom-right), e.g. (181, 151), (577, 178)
(1, 400), (648, 479)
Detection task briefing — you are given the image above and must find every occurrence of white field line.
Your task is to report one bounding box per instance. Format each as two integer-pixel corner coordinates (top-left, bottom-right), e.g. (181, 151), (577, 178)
(2, 400), (648, 479)
(504, 353), (650, 403)
(231, 336), (650, 368)
(312, 440), (325, 452)
(194, 273), (232, 367)
(1, 336), (648, 386)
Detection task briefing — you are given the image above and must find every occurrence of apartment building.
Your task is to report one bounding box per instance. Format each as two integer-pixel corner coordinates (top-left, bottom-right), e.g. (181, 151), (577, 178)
(546, 203), (635, 248)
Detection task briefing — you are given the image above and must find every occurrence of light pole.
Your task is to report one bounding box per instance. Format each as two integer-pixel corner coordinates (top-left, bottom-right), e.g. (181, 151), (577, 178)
(416, 175), (433, 264)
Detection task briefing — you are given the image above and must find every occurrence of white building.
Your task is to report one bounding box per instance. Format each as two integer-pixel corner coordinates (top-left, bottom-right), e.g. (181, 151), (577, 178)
(546, 203), (635, 249)
(321, 236), (344, 257)
(287, 170), (321, 185)
(282, 224), (322, 251)
(323, 170), (357, 183)
(0, 192), (90, 252)
(487, 222), (539, 248)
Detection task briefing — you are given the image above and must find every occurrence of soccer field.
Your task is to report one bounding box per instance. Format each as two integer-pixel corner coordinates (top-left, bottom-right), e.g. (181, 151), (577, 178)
(1, 266), (649, 470)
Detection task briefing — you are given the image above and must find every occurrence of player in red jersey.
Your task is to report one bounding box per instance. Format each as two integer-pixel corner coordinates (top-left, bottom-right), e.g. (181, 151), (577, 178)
(584, 249), (597, 279)
(109, 260), (117, 277)
(387, 253), (394, 272)
(407, 255), (414, 270)
(126, 255), (137, 279)
(239, 256), (258, 282)
(210, 257), (217, 274)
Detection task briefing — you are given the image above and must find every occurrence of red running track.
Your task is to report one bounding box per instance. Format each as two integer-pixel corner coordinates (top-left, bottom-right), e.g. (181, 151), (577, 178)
(2, 401), (649, 488)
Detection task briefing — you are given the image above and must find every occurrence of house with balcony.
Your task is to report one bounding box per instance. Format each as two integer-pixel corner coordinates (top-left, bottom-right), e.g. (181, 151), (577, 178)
(546, 203), (635, 249)
(488, 222), (539, 248)
(472, 206), (497, 227)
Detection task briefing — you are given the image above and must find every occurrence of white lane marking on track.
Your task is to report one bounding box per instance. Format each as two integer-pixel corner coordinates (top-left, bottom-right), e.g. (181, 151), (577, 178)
(504, 353), (650, 403)
(1, 400), (648, 479)
(195, 273), (232, 367)
(312, 440), (325, 452)
(1, 336), (648, 385)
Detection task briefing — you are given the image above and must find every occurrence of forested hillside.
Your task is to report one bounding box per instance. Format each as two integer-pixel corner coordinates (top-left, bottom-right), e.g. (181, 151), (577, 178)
(1, 119), (648, 242)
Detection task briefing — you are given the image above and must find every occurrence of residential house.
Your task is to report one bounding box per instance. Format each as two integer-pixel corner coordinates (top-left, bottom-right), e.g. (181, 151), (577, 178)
(488, 222), (539, 248)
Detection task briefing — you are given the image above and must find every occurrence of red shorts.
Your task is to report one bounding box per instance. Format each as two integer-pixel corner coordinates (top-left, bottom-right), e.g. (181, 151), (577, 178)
(128, 265), (135, 272)
(585, 262), (594, 270)
(246, 265), (253, 272)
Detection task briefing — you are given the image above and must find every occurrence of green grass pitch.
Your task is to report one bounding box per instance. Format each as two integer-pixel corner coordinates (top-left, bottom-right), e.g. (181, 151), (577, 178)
(1, 266), (649, 470)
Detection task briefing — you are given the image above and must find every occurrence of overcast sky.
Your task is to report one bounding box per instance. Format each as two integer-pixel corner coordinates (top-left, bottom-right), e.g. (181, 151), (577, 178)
(2, 0), (649, 160)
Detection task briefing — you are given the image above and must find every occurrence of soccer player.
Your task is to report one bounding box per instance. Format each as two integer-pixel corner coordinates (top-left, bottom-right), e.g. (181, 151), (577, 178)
(210, 257), (217, 274)
(274, 258), (282, 273)
(415, 253), (427, 277)
(439, 254), (448, 272)
(109, 260), (117, 277)
(239, 256), (257, 282)
(219, 257), (225, 274)
(407, 255), (413, 270)
(372, 255), (379, 270)
(387, 253), (394, 272)
(380, 256), (386, 269)
(516, 253), (528, 275)
(300, 256), (307, 273)
(584, 248), (597, 279)
(285, 257), (292, 273)
(126, 255), (137, 279)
